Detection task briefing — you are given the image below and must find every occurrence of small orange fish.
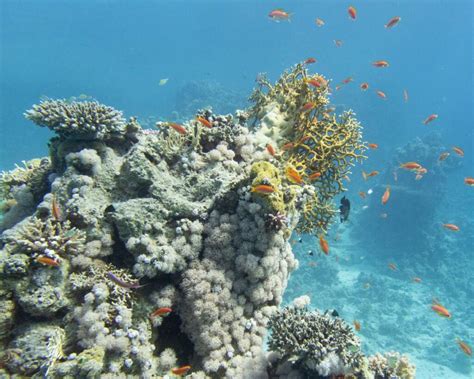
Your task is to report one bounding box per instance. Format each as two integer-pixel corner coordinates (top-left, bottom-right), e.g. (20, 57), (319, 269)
(353, 320), (361, 331)
(452, 146), (464, 157)
(251, 185), (275, 194)
(388, 262), (397, 271)
(168, 122), (187, 135)
(431, 302), (451, 318)
(367, 143), (378, 149)
(268, 9), (291, 22)
(372, 60), (389, 68)
(315, 18), (325, 27)
(342, 77), (353, 84)
(412, 277), (422, 283)
(334, 39), (343, 47)
(362, 170), (379, 180)
(281, 142), (294, 151)
(456, 339), (472, 356)
(319, 235), (329, 255)
(376, 90), (387, 99)
(150, 307), (172, 318)
(51, 195), (62, 221)
(438, 152), (450, 161)
(171, 365), (192, 376)
(464, 177), (474, 186)
(266, 143), (276, 156)
(36, 256), (60, 267)
(381, 186), (390, 205)
(358, 191), (366, 199)
(360, 82), (369, 91)
(443, 223), (459, 232)
(385, 16), (401, 28)
(400, 162), (422, 170)
(304, 57), (317, 64)
(348, 6), (357, 19)
(196, 116), (212, 128)
(308, 172), (322, 181)
(403, 89), (409, 102)
(423, 114), (438, 125)
(286, 167), (303, 184)
(301, 102), (316, 112)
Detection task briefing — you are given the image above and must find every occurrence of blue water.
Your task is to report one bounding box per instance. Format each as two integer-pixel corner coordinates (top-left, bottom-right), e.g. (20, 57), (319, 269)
(1, 0), (472, 376)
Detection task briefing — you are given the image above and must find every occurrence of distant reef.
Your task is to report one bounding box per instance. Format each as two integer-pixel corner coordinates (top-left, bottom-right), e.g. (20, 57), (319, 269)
(0, 64), (414, 378)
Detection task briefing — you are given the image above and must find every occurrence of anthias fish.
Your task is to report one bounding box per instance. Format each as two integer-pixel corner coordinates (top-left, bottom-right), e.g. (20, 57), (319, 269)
(269, 9), (291, 22)
(319, 235), (329, 255)
(348, 6), (357, 20)
(372, 60), (389, 67)
(423, 114), (438, 125)
(36, 256), (60, 267)
(360, 82), (369, 91)
(385, 16), (401, 28)
(456, 339), (472, 356)
(431, 302), (451, 318)
(196, 116), (212, 128)
(442, 223), (459, 232)
(381, 186), (391, 205)
(464, 177), (474, 186)
(171, 365), (192, 376)
(150, 307), (172, 318)
(251, 184), (275, 194)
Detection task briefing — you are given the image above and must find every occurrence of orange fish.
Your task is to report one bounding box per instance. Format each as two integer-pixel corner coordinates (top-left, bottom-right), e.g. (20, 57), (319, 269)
(268, 9), (291, 22)
(196, 116), (212, 128)
(412, 277), (422, 283)
(452, 146), (464, 157)
(358, 191), (366, 199)
(431, 302), (451, 318)
(372, 60), (389, 68)
(367, 143), (378, 149)
(388, 262), (398, 271)
(342, 77), (353, 84)
(403, 89), (409, 102)
(385, 16), (401, 28)
(319, 235), (329, 255)
(376, 90), (387, 99)
(438, 152), (450, 161)
(334, 39), (343, 47)
(353, 320), (361, 331)
(286, 167), (303, 184)
(381, 186), (390, 205)
(362, 170), (379, 180)
(464, 177), (474, 186)
(456, 339), (472, 356)
(281, 142), (294, 151)
(400, 162), (422, 170)
(168, 123), (187, 135)
(301, 102), (316, 112)
(251, 185), (275, 194)
(171, 365), (192, 376)
(360, 82), (369, 91)
(308, 172), (321, 181)
(315, 18), (325, 27)
(423, 114), (438, 125)
(304, 57), (317, 64)
(443, 223), (459, 232)
(348, 6), (357, 19)
(150, 307), (172, 318)
(51, 195), (62, 221)
(36, 256), (60, 267)
(266, 143), (276, 156)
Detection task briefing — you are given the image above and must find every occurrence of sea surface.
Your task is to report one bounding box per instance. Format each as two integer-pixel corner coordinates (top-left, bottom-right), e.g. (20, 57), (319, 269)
(1, 0), (472, 377)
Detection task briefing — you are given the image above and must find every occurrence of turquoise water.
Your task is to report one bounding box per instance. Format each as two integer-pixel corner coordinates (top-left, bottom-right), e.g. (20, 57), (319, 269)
(1, 0), (472, 377)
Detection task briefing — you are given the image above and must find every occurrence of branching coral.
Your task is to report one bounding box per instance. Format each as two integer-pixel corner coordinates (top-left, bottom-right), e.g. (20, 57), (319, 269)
(4, 216), (85, 262)
(25, 99), (127, 140)
(267, 306), (365, 376)
(249, 63), (367, 235)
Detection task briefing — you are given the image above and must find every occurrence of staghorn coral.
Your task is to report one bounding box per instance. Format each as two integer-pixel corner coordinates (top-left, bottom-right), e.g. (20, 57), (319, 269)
(249, 63), (366, 235)
(25, 99), (127, 140)
(267, 306), (365, 376)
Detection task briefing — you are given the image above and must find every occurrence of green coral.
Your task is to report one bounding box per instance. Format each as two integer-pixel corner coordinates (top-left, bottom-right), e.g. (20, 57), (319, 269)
(249, 63), (367, 235)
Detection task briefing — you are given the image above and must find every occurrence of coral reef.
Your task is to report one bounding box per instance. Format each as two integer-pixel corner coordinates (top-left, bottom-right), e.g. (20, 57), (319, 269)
(0, 65), (410, 378)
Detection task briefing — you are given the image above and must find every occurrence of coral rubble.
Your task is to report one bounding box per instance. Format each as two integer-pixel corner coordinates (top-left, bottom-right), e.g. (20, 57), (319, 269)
(0, 65), (412, 378)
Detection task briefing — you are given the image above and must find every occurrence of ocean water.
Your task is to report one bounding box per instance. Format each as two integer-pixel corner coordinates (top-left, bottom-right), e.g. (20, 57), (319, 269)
(1, 0), (472, 377)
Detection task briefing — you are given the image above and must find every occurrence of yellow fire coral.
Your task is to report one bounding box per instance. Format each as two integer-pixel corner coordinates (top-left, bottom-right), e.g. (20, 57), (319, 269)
(250, 63), (367, 235)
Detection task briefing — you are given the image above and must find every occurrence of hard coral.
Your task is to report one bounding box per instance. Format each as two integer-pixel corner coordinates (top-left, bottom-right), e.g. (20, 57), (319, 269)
(249, 63), (367, 235)
(267, 307), (365, 376)
(25, 99), (127, 140)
